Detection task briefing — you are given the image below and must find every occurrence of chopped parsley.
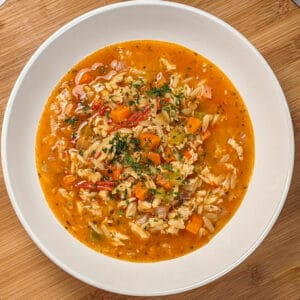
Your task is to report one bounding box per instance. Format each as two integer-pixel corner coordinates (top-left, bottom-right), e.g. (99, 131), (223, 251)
(64, 116), (78, 126)
(105, 110), (110, 118)
(128, 100), (136, 106)
(111, 133), (129, 156)
(147, 83), (171, 97)
(132, 78), (144, 89)
(149, 188), (157, 195)
(124, 154), (142, 172)
(163, 164), (174, 172)
(133, 83), (141, 89)
(129, 137), (141, 151)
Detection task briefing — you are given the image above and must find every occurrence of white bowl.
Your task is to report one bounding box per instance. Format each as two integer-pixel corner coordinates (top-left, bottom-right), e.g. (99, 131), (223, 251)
(1, 0), (294, 296)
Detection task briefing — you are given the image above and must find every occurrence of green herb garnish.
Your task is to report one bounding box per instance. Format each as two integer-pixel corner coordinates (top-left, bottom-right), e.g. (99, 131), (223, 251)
(64, 116), (78, 126)
(147, 83), (171, 97)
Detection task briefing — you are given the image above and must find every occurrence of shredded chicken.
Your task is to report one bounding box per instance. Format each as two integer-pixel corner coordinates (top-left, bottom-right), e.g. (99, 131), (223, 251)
(228, 138), (244, 160)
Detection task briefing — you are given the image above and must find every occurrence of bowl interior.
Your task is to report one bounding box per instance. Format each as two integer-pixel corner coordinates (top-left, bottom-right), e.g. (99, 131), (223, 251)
(2, 1), (294, 296)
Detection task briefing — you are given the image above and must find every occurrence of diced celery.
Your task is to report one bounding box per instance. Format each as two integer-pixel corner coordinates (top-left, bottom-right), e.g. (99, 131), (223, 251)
(169, 129), (185, 144)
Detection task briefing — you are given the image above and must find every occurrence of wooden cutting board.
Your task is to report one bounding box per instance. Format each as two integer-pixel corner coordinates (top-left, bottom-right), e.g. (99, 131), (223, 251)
(0, 0), (299, 299)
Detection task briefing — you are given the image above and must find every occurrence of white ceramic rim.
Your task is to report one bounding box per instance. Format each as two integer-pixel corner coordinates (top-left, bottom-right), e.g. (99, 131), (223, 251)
(1, 0), (295, 296)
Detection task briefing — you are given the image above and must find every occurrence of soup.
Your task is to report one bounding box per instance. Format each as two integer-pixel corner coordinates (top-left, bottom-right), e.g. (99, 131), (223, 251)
(36, 40), (254, 262)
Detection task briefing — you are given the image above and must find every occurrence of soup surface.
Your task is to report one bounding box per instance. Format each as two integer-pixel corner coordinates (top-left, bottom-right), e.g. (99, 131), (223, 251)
(36, 40), (254, 262)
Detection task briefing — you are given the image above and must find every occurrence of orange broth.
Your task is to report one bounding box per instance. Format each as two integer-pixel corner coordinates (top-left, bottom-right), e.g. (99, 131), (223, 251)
(36, 40), (254, 262)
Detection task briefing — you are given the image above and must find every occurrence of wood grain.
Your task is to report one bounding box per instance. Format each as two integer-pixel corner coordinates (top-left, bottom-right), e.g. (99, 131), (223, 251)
(0, 0), (299, 299)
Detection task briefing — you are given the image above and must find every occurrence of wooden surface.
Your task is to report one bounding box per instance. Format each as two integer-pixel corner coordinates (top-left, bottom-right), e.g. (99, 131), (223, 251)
(0, 0), (299, 299)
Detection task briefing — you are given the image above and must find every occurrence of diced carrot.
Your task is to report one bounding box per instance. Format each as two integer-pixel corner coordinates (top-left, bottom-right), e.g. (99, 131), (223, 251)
(186, 117), (201, 134)
(108, 106), (151, 133)
(145, 152), (161, 165)
(62, 174), (76, 187)
(164, 147), (176, 163)
(156, 174), (172, 191)
(201, 130), (211, 141)
(79, 72), (94, 85)
(112, 167), (122, 180)
(183, 150), (192, 161)
(134, 182), (148, 201)
(186, 214), (203, 235)
(139, 133), (161, 150)
(111, 105), (131, 123)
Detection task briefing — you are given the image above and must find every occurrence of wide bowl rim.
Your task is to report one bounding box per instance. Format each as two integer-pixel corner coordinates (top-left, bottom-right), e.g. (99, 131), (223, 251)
(1, 0), (295, 296)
